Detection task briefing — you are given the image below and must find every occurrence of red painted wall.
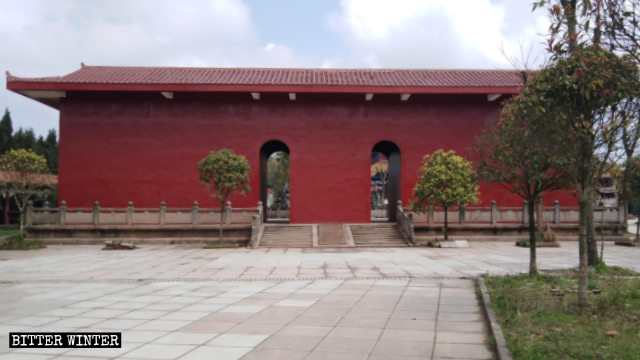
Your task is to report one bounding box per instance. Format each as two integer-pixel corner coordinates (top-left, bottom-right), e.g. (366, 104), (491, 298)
(58, 91), (576, 223)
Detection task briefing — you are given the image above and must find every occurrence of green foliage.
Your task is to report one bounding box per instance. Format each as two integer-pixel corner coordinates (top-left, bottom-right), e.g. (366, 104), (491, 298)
(412, 150), (478, 239)
(0, 108), (58, 174)
(12, 128), (36, 152)
(0, 229), (19, 237)
(203, 240), (239, 248)
(198, 149), (251, 205)
(0, 108), (12, 154)
(197, 149), (251, 241)
(412, 150), (479, 210)
(267, 151), (289, 210)
(0, 233), (45, 250)
(0, 149), (51, 233)
(0, 148), (49, 177)
(474, 78), (574, 200)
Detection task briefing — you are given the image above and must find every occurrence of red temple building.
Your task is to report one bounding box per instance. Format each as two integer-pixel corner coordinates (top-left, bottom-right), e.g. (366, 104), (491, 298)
(6, 66), (575, 224)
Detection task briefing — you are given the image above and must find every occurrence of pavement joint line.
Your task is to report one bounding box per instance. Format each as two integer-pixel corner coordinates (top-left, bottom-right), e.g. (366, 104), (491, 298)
(429, 280), (444, 359)
(0, 275), (478, 284)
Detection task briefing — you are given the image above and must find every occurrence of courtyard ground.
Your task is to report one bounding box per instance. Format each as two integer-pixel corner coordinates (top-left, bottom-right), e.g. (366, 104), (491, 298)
(0, 242), (638, 359)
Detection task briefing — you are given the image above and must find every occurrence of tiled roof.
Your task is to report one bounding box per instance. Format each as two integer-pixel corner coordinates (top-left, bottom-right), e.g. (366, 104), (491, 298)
(7, 65), (524, 90)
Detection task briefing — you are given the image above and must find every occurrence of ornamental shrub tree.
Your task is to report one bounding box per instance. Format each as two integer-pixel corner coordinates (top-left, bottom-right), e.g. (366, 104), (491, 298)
(473, 77), (573, 275)
(0, 149), (50, 234)
(198, 149), (251, 241)
(412, 150), (479, 241)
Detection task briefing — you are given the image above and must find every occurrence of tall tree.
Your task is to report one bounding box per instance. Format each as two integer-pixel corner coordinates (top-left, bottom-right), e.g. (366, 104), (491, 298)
(12, 128), (36, 151)
(0, 108), (12, 154)
(535, 0), (640, 266)
(473, 76), (574, 275)
(198, 149), (251, 241)
(512, 43), (637, 305)
(0, 149), (50, 234)
(412, 150), (479, 241)
(42, 129), (58, 174)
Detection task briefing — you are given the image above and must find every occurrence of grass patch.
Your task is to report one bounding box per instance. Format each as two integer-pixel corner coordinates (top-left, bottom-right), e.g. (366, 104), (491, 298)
(203, 240), (240, 248)
(0, 229), (19, 237)
(486, 271), (640, 359)
(0, 233), (45, 250)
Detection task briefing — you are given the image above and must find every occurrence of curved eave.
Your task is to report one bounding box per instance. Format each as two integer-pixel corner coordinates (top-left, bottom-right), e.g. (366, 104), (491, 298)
(7, 81), (522, 110)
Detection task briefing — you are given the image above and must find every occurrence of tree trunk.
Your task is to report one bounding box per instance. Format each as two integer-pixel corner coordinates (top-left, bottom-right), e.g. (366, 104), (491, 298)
(578, 190), (589, 307)
(443, 206), (449, 241)
(219, 204), (225, 241)
(636, 213), (639, 242)
(528, 197), (538, 276)
(587, 196), (599, 265)
(19, 210), (24, 235)
(536, 196), (545, 235)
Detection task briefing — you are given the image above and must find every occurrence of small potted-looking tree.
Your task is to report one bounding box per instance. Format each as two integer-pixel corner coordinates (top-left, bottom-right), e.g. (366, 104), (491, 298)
(198, 149), (251, 242)
(412, 149), (479, 246)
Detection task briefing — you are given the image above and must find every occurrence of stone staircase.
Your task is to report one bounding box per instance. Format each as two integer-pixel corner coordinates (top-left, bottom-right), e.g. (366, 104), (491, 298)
(350, 223), (409, 247)
(258, 225), (314, 248)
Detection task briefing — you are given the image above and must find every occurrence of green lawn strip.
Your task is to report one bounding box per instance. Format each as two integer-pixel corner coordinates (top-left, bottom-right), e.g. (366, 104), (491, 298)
(0, 233), (45, 250)
(203, 240), (240, 248)
(485, 271), (640, 360)
(0, 229), (19, 237)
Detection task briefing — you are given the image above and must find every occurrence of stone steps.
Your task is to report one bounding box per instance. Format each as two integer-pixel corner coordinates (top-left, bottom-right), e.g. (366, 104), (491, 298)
(259, 225), (314, 248)
(350, 224), (408, 247)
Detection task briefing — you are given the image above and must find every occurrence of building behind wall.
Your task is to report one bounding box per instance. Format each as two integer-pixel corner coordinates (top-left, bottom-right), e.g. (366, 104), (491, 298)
(6, 66), (578, 224)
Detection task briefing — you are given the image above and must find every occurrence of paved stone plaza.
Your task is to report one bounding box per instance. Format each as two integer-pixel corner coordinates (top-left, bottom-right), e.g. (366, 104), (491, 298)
(0, 242), (638, 359)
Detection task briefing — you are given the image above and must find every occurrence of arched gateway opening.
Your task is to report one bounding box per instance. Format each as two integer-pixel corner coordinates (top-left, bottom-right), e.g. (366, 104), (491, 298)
(260, 140), (290, 223)
(371, 141), (401, 222)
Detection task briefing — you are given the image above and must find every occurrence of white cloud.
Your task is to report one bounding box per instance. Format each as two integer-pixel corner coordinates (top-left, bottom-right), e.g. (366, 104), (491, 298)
(327, 0), (549, 69)
(0, 0), (316, 135)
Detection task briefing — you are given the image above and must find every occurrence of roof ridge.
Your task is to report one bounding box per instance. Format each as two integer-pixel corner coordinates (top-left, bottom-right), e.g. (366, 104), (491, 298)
(78, 65), (524, 72)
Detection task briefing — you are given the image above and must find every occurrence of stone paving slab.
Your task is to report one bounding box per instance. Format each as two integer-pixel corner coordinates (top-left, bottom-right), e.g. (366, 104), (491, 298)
(0, 242), (638, 359)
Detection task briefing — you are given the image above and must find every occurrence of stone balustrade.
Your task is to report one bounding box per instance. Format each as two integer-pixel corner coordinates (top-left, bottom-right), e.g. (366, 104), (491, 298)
(26, 200), (262, 228)
(409, 200), (625, 225)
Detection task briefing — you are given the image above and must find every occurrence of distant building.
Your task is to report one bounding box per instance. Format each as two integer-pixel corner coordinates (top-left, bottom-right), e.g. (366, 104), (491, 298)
(596, 175), (619, 209)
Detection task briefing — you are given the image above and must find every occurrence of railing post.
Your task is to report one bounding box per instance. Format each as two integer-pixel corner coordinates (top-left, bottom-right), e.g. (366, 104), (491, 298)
(250, 214), (259, 248)
(257, 201), (263, 226)
(192, 201), (199, 227)
(522, 200), (528, 224)
(428, 205), (434, 225)
(59, 200), (67, 226)
(407, 212), (414, 244)
(126, 201), (133, 226)
(459, 205), (466, 225)
(26, 200), (34, 226)
(43, 201), (50, 210)
(160, 201), (166, 226)
(225, 201), (232, 225)
(93, 201), (100, 227)
(491, 200), (497, 225)
(554, 200), (560, 225)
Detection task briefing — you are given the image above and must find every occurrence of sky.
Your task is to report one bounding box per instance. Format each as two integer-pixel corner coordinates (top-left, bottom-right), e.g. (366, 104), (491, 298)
(0, 0), (551, 138)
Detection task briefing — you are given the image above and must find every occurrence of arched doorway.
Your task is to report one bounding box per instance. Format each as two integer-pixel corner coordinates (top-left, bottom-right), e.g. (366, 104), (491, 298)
(260, 140), (290, 223)
(371, 141), (401, 222)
